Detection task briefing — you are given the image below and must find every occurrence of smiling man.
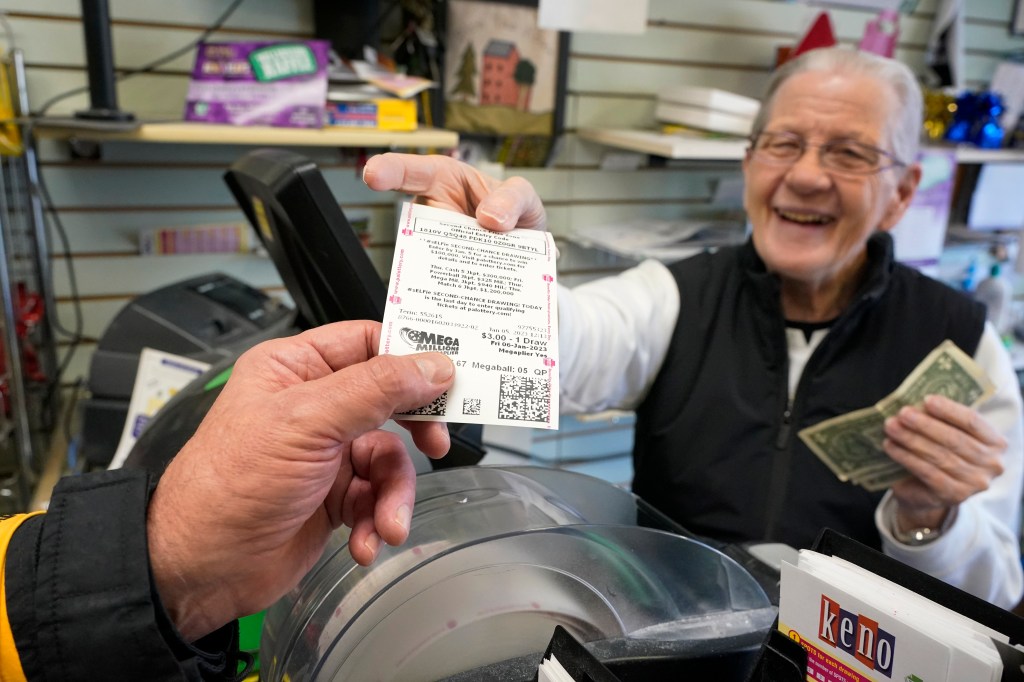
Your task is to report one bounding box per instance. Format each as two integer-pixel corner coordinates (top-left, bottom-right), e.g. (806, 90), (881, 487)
(743, 68), (920, 320)
(362, 47), (1024, 609)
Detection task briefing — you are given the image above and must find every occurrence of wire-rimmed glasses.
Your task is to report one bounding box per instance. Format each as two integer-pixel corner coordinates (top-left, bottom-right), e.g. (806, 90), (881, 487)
(748, 131), (906, 175)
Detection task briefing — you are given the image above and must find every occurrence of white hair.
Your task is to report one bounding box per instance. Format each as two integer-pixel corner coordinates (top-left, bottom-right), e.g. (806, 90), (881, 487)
(750, 47), (922, 165)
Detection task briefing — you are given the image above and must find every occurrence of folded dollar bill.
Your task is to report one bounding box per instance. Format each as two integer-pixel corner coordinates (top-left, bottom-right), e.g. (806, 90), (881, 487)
(798, 340), (996, 491)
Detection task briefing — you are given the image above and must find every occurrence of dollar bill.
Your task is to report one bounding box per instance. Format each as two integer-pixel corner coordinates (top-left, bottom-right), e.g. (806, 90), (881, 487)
(799, 406), (885, 482)
(876, 341), (995, 418)
(857, 465), (910, 492)
(798, 340), (996, 490)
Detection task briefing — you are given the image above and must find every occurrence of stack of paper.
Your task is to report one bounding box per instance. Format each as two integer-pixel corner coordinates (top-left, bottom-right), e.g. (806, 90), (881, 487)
(569, 218), (747, 263)
(655, 85), (759, 137)
(779, 550), (1011, 681)
(325, 59), (436, 131)
(538, 655), (575, 682)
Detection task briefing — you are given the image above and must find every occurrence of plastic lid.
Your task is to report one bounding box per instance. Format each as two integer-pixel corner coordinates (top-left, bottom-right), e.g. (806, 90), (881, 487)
(259, 467), (774, 681)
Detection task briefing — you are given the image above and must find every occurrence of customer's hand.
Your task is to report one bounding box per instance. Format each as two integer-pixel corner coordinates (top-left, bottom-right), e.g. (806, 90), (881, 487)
(884, 394), (1008, 533)
(363, 152), (547, 232)
(146, 321), (455, 641)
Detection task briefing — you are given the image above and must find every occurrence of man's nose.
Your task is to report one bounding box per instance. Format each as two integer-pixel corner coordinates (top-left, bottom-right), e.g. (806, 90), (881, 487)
(784, 147), (832, 189)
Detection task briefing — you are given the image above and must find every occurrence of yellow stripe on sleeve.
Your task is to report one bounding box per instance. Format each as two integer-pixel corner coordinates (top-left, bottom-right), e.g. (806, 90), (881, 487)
(1, 512), (44, 682)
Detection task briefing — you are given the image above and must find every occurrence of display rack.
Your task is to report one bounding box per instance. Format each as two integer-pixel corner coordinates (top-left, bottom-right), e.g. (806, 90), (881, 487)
(0, 50), (59, 512)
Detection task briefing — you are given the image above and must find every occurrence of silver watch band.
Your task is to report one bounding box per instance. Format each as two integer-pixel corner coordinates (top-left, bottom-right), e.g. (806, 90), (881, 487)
(888, 499), (957, 546)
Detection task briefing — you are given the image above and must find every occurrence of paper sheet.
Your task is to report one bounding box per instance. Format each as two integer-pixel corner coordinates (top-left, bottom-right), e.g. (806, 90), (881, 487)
(968, 163), (1024, 231)
(380, 203), (559, 429)
(538, 0), (648, 34)
(107, 348), (211, 469)
(890, 149), (956, 275)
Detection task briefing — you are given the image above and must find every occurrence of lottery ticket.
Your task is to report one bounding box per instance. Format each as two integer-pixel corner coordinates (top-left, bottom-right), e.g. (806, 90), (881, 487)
(380, 202), (559, 429)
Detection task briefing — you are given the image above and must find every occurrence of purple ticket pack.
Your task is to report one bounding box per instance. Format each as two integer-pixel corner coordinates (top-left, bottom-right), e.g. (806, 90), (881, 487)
(184, 41), (330, 128)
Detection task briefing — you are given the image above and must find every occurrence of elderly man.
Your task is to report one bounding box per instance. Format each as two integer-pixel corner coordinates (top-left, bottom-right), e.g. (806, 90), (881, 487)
(364, 47), (1024, 609)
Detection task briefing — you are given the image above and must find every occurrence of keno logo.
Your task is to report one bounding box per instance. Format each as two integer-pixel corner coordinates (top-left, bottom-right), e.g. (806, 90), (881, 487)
(818, 595), (895, 677)
(399, 327), (460, 354)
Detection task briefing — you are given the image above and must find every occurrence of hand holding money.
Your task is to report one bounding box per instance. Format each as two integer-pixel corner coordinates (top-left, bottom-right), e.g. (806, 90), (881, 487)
(799, 340), (998, 491)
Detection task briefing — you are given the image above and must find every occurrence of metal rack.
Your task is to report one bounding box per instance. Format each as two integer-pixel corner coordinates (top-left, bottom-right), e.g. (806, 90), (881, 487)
(0, 49), (59, 512)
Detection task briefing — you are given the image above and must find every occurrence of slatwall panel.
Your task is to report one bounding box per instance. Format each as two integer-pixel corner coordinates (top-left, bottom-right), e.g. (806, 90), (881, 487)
(3, 0), (1024, 388)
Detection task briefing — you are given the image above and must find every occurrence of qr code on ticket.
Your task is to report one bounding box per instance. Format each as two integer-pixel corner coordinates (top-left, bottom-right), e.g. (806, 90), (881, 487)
(497, 374), (550, 423)
(401, 391), (448, 417)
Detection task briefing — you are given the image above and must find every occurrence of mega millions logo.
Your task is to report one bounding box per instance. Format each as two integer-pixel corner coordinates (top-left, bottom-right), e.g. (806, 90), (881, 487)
(399, 327), (461, 354)
(818, 594), (896, 678)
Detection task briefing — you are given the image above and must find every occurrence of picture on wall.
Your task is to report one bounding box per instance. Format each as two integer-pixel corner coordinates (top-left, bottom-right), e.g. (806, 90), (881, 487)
(444, 0), (568, 165)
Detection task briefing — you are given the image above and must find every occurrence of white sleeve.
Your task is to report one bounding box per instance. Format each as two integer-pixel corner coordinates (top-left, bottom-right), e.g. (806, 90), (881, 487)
(875, 323), (1024, 609)
(559, 260), (680, 414)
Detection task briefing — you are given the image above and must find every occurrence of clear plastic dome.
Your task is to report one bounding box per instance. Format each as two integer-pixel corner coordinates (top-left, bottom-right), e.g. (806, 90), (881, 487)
(260, 466), (774, 681)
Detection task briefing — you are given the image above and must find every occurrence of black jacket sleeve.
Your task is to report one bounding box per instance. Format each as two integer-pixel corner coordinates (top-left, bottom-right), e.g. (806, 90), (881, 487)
(5, 469), (248, 681)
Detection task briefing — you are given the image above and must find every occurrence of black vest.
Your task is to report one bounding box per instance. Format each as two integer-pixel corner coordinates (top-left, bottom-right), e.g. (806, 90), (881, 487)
(632, 233), (986, 550)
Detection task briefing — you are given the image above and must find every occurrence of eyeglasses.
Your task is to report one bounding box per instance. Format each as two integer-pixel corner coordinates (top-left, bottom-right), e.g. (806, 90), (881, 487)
(748, 131), (906, 175)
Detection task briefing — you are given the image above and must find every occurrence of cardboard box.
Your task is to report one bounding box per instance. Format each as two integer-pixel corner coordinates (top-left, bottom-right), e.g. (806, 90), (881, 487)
(325, 98), (418, 131)
(184, 41), (330, 128)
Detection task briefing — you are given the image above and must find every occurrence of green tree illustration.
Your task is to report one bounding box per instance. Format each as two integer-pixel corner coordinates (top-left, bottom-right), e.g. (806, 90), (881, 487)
(450, 43), (477, 100)
(514, 58), (536, 110)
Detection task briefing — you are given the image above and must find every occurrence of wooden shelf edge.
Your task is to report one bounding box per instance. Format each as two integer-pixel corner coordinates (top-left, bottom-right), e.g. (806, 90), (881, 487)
(578, 128), (1024, 165)
(32, 120), (460, 149)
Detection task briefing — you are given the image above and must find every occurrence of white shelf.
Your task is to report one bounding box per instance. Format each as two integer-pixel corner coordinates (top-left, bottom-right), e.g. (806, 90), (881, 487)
(578, 127), (747, 160)
(579, 127), (1024, 165)
(33, 120), (459, 148)
(952, 147), (1024, 164)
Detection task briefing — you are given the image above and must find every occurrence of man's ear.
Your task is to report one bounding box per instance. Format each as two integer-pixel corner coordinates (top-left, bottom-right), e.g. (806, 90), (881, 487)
(878, 162), (922, 232)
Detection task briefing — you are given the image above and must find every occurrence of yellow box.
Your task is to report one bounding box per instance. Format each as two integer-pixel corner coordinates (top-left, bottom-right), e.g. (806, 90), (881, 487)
(325, 98), (417, 131)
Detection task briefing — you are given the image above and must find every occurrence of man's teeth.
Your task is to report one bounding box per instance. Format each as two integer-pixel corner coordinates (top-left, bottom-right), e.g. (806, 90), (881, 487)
(779, 210), (830, 224)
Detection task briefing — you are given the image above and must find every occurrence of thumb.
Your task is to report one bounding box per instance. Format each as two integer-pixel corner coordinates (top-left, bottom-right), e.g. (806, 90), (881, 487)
(300, 352), (455, 441)
(476, 176), (547, 232)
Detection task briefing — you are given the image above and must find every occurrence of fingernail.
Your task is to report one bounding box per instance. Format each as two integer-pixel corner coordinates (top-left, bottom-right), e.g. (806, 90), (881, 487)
(361, 164), (368, 184)
(395, 504), (411, 532)
(479, 207), (509, 229)
(363, 532), (380, 558)
(415, 354), (454, 382)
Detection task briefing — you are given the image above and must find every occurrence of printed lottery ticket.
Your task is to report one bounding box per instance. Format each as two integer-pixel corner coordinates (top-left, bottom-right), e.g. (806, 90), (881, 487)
(380, 202), (559, 429)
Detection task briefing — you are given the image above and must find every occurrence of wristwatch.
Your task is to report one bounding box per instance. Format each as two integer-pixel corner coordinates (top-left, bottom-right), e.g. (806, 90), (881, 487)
(888, 501), (957, 546)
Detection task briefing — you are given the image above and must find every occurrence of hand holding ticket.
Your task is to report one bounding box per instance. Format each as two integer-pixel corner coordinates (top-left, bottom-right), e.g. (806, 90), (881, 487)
(380, 202), (559, 429)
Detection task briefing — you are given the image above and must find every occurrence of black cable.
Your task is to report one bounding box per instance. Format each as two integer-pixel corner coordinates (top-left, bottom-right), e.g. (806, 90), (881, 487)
(35, 0), (247, 117)
(34, 158), (82, 341)
(34, 153), (85, 399)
